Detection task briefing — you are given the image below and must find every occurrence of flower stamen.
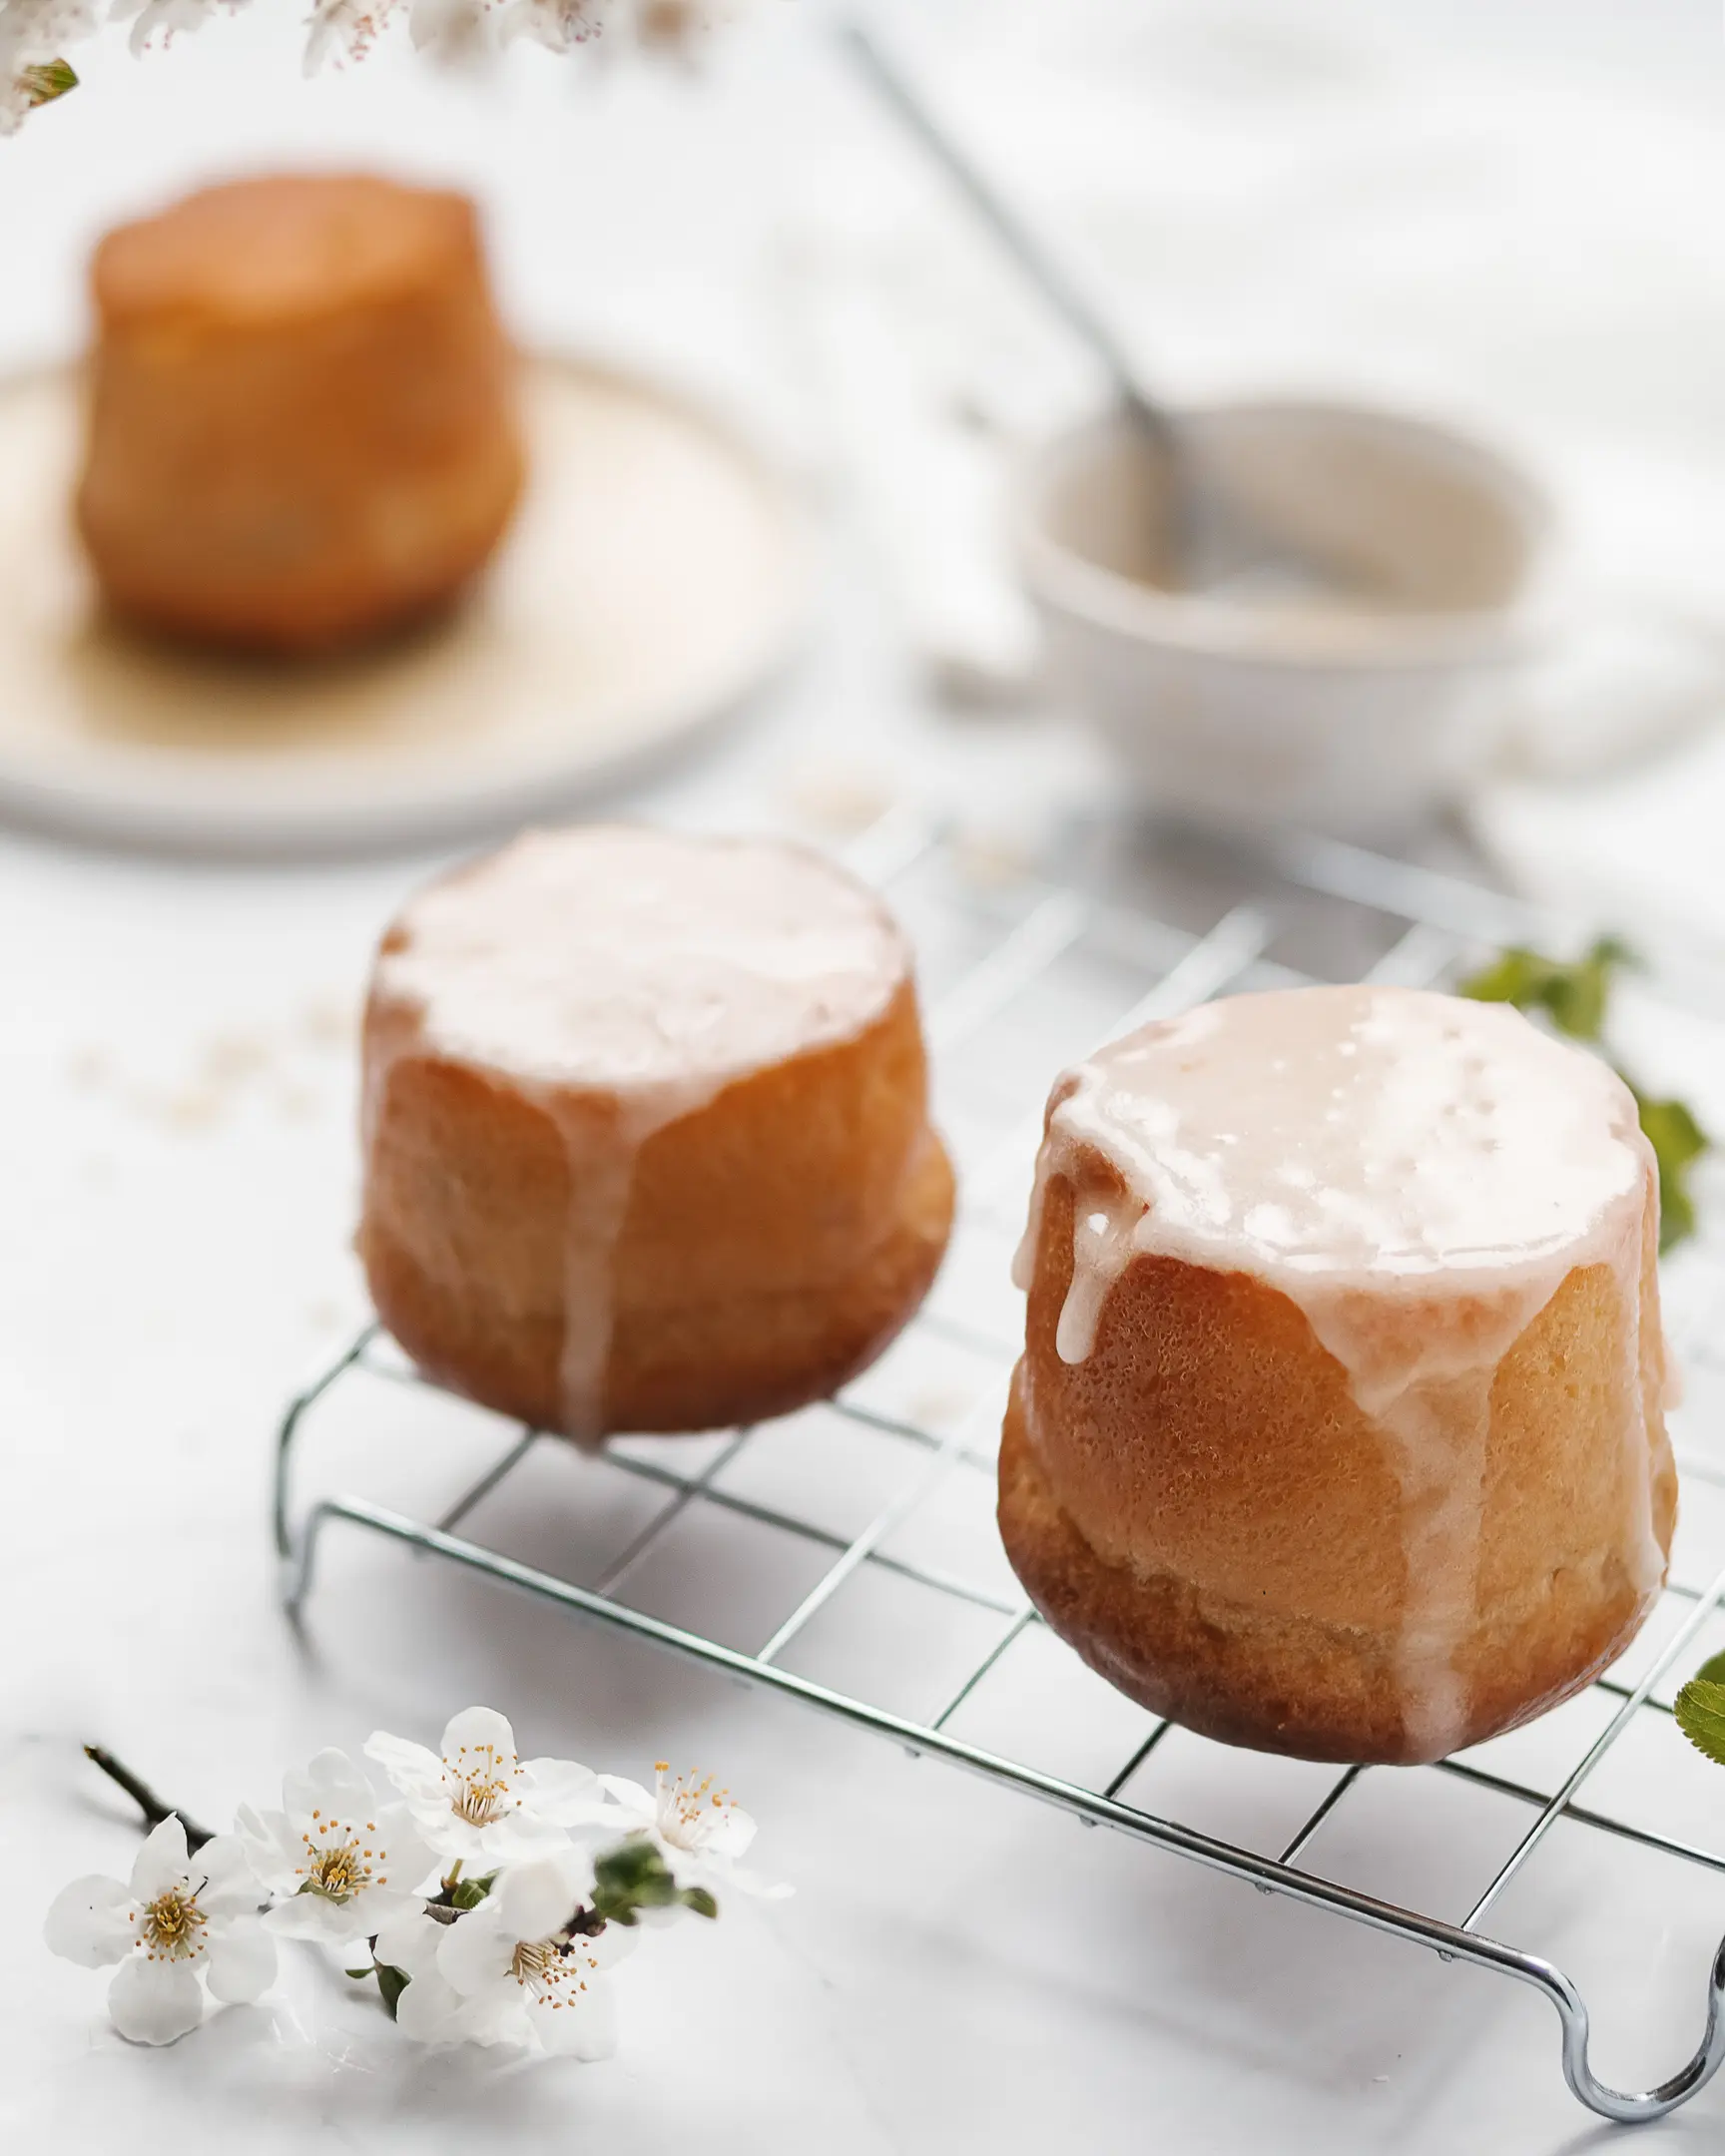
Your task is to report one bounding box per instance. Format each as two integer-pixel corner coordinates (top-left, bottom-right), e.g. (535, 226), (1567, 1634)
(653, 1766), (736, 1855)
(136, 1885), (208, 1961)
(444, 1740), (522, 1828)
(509, 1931), (599, 2006)
(294, 1820), (390, 1902)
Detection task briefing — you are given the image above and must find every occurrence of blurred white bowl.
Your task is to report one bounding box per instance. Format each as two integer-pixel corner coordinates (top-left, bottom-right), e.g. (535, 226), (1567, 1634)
(1015, 400), (1553, 838)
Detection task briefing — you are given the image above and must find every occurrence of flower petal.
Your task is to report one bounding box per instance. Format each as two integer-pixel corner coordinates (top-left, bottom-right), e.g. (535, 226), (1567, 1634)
(43, 1875), (134, 1968)
(283, 1748), (374, 1823)
(457, 1988), (534, 2049)
(108, 1955), (203, 2045)
(392, 1965), (473, 2045)
(497, 1857), (581, 1946)
(595, 1775), (653, 1821)
(719, 1859), (792, 1901)
(193, 1834), (263, 1913)
(363, 1731), (448, 1806)
(521, 1757), (600, 1821)
(205, 1916), (276, 2004)
(463, 1814), (573, 1865)
(439, 1705), (517, 1765)
(264, 1891), (372, 1945)
(235, 1803), (290, 1864)
(405, 1816), (482, 1866)
(370, 1811), (438, 1899)
(129, 1815), (190, 1900)
(435, 1902), (515, 1997)
(350, 1883), (434, 1946)
(532, 1974), (617, 2059)
(582, 1921), (638, 1973)
(706, 1806), (758, 1861)
(371, 1906), (444, 1980)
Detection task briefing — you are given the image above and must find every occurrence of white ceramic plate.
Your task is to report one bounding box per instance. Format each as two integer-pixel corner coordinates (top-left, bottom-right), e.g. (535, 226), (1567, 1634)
(0, 353), (808, 853)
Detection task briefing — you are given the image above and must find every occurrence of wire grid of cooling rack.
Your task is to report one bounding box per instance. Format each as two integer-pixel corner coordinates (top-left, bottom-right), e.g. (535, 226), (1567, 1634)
(277, 806), (1725, 2124)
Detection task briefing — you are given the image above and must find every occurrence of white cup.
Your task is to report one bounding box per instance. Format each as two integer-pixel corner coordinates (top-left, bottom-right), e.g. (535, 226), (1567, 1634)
(1014, 398), (1561, 838)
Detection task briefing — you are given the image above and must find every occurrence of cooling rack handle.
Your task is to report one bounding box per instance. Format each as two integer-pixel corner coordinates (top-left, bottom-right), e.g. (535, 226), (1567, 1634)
(1527, 1930), (1725, 2124)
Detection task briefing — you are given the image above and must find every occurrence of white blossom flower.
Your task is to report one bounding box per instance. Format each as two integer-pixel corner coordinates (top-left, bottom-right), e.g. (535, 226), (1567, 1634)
(108, 0), (244, 57)
(383, 1853), (629, 2054)
(408, 0), (489, 55)
(596, 1762), (782, 1900)
(516, 0), (745, 55)
(43, 1815), (276, 2045)
(365, 1706), (605, 1866)
(301, 0), (403, 72)
(238, 1747), (436, 1947)
(0, 0), (98, 69)
(500, 0), (602, 54)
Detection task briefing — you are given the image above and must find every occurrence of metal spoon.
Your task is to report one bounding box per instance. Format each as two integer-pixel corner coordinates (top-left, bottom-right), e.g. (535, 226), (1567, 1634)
(840, 20), (1332, 600)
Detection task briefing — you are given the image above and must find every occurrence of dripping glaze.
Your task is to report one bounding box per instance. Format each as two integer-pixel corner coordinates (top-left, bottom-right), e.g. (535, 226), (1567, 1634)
(1016, 982), (1666, 1759)
(365, 825), (908, 1440)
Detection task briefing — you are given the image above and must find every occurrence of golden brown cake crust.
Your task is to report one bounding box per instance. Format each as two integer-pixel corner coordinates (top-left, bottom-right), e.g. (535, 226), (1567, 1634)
(78, 174), (523, 654)
(360, 975), (954, 1437)
(999, 1159), (1675, 1766)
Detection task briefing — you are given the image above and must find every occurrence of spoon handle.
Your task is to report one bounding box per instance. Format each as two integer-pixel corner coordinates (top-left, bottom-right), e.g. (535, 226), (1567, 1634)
(839, 19), (1181, 461)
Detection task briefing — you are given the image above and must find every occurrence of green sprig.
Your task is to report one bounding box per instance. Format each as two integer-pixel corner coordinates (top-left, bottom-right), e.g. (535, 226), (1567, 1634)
(15, 59), (79, 110)
(1460, 936), (1632, 1043)
(1459, 938), (1708, 1253)
(592, 1835), (719, 1925)
(1674, 1651), (1725, 1769)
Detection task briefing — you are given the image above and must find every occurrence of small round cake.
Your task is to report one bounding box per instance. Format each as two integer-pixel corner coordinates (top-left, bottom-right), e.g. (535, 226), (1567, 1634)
(1001, 984), (1675, 1766)
(78, 174), (523, 654)
(360, 825), (954, 1441)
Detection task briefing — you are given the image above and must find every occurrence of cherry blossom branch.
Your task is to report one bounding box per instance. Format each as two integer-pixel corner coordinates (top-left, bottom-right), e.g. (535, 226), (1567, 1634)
(50, 1708), (779, 2051)
(82, 1743), (216, 1853)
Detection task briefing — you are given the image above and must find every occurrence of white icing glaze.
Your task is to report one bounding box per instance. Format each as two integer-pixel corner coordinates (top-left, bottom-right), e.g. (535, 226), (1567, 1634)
(365, 824), (907, 1439)
(1018, 983), (1665, 1759)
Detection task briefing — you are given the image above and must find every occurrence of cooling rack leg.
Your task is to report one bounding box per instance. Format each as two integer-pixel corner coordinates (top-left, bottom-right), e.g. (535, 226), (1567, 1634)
(1538, 1933), (1725, 2125)
(273, 1327), (375, 1569)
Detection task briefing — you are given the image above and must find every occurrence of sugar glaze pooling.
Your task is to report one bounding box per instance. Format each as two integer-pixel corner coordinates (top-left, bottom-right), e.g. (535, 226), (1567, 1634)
(366, 825), (906, 1440)
(1015, 983), (1667, 1760)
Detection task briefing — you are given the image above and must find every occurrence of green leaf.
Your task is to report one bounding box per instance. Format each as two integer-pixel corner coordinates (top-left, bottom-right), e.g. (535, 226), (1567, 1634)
(374, 1961), (410, 2019)
(592, 1834), (683, 1925)
(449, 1872), (496, 1910)
(1674, 1678), (1725, 1768)
(344, 1966), (372, 1980)
(15, 59), (78, 110)
(1694, 1650), (1725, 1690)
(1458, 936), (1633, 1043)
(588, 1834), (723, 1925)
(1630, 1089), (1710, 1254)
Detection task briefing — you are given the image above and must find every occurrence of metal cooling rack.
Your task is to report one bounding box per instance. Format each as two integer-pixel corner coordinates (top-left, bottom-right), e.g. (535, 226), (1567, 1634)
(276, 806), (1725, 2125)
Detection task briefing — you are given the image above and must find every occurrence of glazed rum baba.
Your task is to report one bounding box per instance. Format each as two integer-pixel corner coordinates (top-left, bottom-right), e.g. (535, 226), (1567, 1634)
(78, 174), (522, 655)
(1001, 983), (1675, 1766)
(359, 826), (953, 1442)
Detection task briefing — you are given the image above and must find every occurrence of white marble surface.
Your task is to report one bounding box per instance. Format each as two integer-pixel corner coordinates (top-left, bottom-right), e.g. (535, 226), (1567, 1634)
(9, 4), (1725, 2149)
